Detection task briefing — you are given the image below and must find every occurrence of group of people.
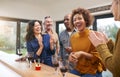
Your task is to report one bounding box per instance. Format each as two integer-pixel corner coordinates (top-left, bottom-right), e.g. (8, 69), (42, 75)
(17, 0), (120, 77)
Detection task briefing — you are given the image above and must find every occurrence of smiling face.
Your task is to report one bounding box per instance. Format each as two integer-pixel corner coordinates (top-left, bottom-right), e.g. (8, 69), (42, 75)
(73, 14), (86, 32)
(64, 14), (71, 30)
(71, 7), (93, 31)
(33, 21), (42, 35)
(44, 17), (53, 30)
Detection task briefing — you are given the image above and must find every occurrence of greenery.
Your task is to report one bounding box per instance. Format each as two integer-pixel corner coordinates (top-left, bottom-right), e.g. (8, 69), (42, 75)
(104, 23), (119, 41)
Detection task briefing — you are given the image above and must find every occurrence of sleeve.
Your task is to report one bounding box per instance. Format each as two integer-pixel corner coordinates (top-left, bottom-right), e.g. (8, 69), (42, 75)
(59, 33), (64, 59)
(92, 29), (120, 73)
(106, 39), (114, 54)
(44, 34), (55, 55)
(26, 41), (34, 52)
(96, 44), (113, 72)
(26, 41), (37, 59)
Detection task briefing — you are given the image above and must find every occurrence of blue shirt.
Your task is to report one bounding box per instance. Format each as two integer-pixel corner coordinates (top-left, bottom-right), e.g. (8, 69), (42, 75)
(26, 34), (55, 66)
(59, 29), (77, 60)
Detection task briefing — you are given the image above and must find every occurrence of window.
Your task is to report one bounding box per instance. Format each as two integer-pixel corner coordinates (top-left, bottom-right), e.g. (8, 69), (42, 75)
(0, 20), (17, 53)
(56, 21), (65, 35)
(94, 13), (119, 41)
(20, 22), (28, 55)
(97, 18), (119, 41)
(0, 17), (30, 54)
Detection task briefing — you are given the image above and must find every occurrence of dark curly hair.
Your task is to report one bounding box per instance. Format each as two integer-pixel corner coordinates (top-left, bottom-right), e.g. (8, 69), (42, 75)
(70, 7), (94, 27)
(25, 20), (42, 42)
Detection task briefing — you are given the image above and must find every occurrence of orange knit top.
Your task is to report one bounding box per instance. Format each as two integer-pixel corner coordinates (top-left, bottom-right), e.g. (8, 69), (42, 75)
(70, 28), (106, 74)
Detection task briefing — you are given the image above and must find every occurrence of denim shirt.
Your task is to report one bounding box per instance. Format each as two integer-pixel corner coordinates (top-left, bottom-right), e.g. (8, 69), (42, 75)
(59, 29), (77, 60)
(26, 34), (55, 66)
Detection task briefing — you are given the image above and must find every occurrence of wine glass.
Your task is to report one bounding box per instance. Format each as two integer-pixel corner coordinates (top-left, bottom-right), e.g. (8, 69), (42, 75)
(59, 60), (69, 77)
(52, 55), (59, 75)
(17, 48), (23, 58)
(27, 52), (34, 68)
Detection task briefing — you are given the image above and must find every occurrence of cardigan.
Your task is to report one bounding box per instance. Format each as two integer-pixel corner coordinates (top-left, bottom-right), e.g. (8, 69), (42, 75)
(96, 29), (120, 77)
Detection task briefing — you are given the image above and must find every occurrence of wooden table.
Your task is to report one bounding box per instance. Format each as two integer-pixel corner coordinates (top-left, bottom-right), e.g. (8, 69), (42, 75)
(0, 51), (79, 77)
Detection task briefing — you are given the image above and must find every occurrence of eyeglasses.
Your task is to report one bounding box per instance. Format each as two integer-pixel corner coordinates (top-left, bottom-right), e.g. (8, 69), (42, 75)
(44, 16), (51, 19)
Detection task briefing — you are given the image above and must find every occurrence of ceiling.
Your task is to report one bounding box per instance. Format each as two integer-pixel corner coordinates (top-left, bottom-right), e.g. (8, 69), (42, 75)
(0, 0), (112, 20)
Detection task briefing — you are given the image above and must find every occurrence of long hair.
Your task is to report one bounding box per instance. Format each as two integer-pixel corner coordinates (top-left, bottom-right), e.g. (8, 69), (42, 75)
(25, 20), (42, 42)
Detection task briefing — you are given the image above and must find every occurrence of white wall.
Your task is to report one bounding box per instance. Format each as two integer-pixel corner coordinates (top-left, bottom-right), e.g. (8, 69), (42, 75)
(0, 0), (112, 21)
(0, 0), (48, 20)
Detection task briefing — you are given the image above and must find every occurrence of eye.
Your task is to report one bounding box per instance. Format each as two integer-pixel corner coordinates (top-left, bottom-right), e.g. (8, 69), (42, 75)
(73, 18), (76, 22)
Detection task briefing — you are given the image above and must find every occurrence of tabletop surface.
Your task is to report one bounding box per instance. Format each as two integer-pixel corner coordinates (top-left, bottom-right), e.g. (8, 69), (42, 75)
(0, 51), (79, 77)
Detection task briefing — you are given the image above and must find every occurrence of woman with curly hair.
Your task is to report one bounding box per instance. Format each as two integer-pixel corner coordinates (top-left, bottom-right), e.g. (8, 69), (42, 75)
(69, 7), (106, 77)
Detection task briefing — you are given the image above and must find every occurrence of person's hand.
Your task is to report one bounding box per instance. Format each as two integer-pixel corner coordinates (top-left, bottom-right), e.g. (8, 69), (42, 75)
(94, 31), (108, 43)
(74, 51), (93, 60)
(37, 36), (43, 47)
(36, 36), (43, 56)
(65, 47), (72, 53)
(39, 42), (43, 48)
(36, 42), (43, 56)
(88, 31), (108, 47)
(69, 52), (78, 64)
(49, 33), (56, 44)
(15, 57), (26, 62)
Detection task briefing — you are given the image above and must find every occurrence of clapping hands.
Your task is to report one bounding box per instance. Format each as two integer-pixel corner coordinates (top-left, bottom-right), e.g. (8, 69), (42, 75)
(88, 31), (108, 47)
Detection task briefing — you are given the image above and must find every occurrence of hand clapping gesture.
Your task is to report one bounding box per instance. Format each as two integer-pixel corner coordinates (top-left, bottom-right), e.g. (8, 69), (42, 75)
(49, 34), (56, 50)
(36, 35), (43, 56)
(88, 31), (108, 47)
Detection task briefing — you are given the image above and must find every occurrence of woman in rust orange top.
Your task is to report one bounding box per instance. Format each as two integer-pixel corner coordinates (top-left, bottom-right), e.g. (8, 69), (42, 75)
(69, 7), (106, 77)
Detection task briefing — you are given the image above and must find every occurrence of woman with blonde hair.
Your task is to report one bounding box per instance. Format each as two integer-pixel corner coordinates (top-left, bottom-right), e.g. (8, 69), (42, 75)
(89, 0), (120, 77)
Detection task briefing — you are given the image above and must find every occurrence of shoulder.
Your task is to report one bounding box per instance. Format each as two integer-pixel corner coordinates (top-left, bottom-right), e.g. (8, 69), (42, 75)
(53, 31), (58, 35)
(70, 32), (79, 38)
(42, 32), (47, 35)
(60, 30), (66, 34)
(53, 31), (59, 38)
(42, 33), (50, 37)
(26, 38), (37, 45)
(59, 30), (66, 36)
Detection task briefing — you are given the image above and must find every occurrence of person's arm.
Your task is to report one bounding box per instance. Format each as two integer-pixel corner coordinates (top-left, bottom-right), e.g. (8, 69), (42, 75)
(54, 32), (60, 55)
(55, 39), (60, 55)
(96, 44), (113, 71)
(46, 34), (55, 55)
(36, 43), (43, 56)
(36, 37), (44, 56)
(51, 32), (60, 55)
(59, 34), (64, 59)
(89, 31), (113, 71)
(15, 56), (27, 61)
(69, 51), (93, 64)
(50, 38), (55, 51)
(74, 51), (93, 59)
